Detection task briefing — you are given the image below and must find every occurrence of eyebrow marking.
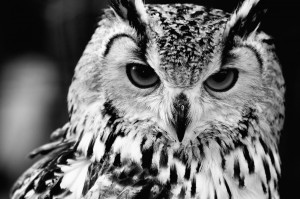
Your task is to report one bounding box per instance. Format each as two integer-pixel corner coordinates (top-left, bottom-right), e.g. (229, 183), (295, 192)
(103, 33), (136, 56)
(244, 44), (263, 71)
(222, 45), (263, 72)
(221, 52), (238, 67)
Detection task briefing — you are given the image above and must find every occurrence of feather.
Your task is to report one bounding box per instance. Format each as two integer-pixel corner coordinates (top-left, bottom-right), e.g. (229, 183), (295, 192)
(60, 158), (91, 198)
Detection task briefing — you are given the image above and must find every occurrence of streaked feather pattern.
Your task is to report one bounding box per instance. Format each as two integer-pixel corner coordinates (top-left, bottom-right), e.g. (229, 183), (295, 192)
(11, 0), (284, 198)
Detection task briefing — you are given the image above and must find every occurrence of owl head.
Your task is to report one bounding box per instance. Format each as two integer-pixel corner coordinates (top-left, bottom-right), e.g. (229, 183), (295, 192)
(68, 0), (284, 158)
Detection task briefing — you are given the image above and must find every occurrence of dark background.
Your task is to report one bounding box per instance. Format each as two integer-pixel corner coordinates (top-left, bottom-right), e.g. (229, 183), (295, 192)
(0, 0), (299, 198)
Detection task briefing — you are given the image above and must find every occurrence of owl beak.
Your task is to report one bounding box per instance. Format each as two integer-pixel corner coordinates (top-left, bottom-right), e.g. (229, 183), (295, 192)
(171, 93), (190, 142)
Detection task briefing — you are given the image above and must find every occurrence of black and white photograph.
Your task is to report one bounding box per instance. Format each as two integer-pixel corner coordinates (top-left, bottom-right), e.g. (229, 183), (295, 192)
(0, 0), (299, 198)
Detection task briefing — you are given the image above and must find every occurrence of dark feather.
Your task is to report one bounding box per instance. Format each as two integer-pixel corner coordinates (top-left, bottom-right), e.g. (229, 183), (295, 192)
(10, 141), (76, 198)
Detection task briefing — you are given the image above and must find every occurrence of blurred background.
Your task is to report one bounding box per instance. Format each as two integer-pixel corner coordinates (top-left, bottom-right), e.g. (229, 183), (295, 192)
(0, 0), (298, 198)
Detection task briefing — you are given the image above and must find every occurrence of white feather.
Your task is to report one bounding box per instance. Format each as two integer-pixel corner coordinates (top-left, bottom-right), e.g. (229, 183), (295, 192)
(60, 158), (91, 199)
(113, 132), (143, 163)
(224, 0), (260, 37)
(157, 168), (170, 184)
(77, 132), (94, 155)
(134, 0), (148, 24)
(93, 136), (105, 162)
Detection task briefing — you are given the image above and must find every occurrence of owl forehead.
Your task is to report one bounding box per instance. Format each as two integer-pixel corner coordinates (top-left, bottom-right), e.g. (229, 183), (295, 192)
(146, 4), (229, 86)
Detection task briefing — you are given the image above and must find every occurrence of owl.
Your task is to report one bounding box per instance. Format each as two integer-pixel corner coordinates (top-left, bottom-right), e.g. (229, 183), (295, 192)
(10, 0), (285, 198)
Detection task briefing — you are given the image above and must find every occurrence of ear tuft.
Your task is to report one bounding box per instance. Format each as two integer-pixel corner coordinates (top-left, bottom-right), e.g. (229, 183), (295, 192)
(223, 0), (267, 39)
(222, 0), (267, 64)
(110, 0), (148, 34)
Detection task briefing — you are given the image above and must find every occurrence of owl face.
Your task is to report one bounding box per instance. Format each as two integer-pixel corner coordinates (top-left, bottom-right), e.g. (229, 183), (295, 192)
(69, 0), (284, 151)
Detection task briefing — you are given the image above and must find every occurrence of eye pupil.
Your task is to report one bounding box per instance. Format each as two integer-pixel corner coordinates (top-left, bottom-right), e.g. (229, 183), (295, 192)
(205, 69), (238, 92)
(210, 71), (228, 83)
(132, 66), (151, 79)
(127, 64), (159, 88)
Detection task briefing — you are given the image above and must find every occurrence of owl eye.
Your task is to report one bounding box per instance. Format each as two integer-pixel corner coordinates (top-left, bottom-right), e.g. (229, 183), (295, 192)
(204, 69), (238, 92)
(126, 63), (160, 88)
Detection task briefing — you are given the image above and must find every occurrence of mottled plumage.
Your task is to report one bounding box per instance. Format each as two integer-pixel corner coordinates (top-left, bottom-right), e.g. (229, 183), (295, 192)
(11, 0), (285, 198)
